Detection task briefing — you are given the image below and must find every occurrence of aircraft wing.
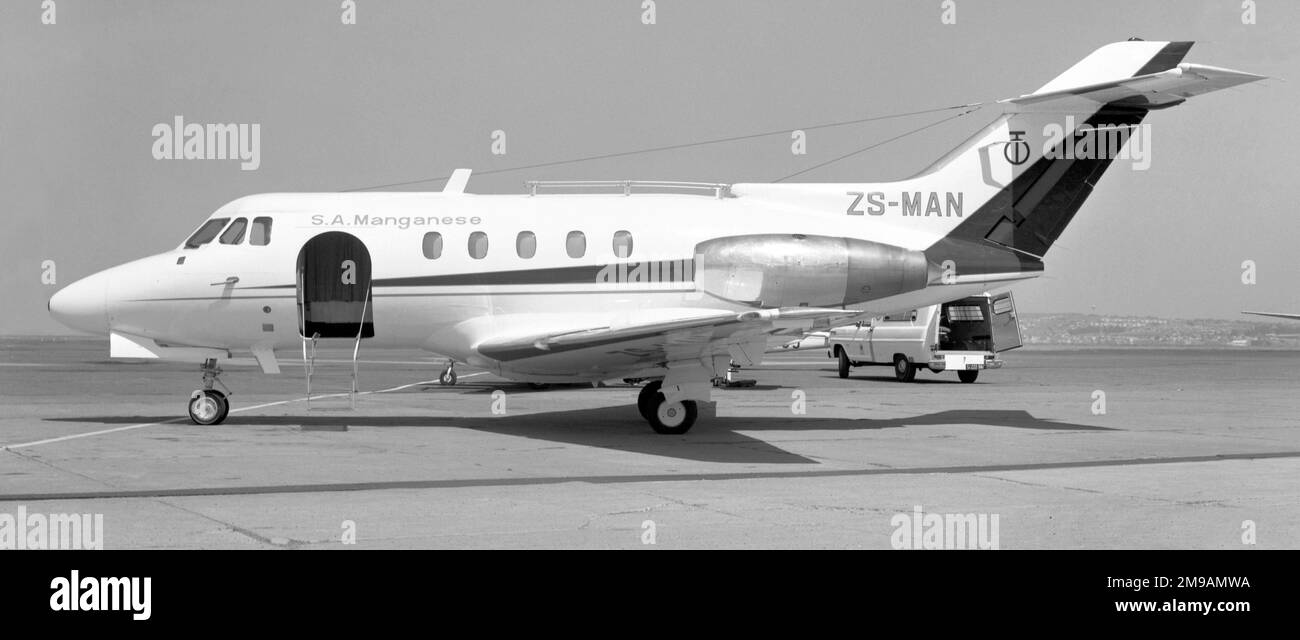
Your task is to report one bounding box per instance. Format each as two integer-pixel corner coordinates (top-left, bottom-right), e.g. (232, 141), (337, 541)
(473, 307), (857, 376)
(1006, 63), (1265, 110)
(1242, 311), (1300, 321)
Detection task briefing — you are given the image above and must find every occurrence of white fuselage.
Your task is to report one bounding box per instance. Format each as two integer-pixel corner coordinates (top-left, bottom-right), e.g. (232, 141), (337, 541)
(50, 180), (1030, 381)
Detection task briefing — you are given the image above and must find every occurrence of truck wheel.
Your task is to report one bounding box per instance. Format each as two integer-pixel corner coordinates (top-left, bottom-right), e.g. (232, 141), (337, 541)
(893, 356), (916, 382)
(837, 348), (851, 378)
(958, 369), (979, 383)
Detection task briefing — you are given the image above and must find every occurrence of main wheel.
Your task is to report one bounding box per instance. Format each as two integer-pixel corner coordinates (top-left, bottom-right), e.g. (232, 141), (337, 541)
(188, 389), (229, 425)
(637, 380), (662, 420)
(893, 356), (916, 382)
(439, 368), (457, 386)
(649, 397), (697, 435)
(837, 348), (851, 379)
(958, 369), (980, 383)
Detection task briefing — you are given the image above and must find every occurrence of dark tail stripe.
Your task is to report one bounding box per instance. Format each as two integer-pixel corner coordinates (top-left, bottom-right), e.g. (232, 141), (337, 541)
(1133, 41), (1194, 76)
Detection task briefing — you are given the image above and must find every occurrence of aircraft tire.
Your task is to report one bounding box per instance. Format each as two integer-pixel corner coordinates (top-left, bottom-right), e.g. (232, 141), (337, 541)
(637, 380), (662, 420)
(188, 389), (229, 426)
(648, 396), (697, 435)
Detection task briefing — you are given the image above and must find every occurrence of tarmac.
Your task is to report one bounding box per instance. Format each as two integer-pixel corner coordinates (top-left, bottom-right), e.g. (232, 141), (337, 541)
(1, 337), (1297, 549)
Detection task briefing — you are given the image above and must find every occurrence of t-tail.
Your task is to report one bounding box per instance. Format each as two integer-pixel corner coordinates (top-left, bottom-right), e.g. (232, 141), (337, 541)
(917, 39), (1263, 286)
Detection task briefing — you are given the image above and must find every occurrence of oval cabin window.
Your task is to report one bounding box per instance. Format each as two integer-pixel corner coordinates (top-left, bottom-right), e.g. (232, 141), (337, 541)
(612, 230), (633, 258)
(422, 232), (443, 259)
(516, 231), (537, 259)
(468, 231), (489, 259)
(566, 231), (586, 259)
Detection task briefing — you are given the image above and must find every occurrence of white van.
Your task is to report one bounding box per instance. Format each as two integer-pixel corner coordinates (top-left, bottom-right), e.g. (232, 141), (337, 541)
(827, 293), (1022, 383)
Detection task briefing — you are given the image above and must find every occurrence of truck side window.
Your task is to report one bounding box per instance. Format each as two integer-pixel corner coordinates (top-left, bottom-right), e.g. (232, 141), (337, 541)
(948, 305), (984, 321)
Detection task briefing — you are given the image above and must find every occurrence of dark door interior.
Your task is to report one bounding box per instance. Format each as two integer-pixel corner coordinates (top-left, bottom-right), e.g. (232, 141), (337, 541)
(297, 231), (375, 339)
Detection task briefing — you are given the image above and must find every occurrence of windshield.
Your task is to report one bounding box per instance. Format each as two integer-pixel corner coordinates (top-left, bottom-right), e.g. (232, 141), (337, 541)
(184, 218), (230, 249)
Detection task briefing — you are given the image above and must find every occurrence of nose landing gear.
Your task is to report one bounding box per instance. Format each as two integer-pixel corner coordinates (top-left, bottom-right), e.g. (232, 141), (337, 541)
(439, 360), (458, 386)
(188, 358), (232, 425)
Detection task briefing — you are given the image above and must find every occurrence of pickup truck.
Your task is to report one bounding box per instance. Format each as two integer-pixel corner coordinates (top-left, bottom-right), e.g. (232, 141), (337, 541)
(827, 293), (1022, 383)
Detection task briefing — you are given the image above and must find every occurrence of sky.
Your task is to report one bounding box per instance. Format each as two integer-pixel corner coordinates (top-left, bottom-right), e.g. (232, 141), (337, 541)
(2, 0), (1297, 333)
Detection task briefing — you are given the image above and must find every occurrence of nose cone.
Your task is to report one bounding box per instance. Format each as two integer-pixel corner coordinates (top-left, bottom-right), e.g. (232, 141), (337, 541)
(49, 271), (111, 335)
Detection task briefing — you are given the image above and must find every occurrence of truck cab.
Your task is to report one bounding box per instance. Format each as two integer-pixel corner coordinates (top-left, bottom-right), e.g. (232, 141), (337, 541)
(827, 293), (1022, 383)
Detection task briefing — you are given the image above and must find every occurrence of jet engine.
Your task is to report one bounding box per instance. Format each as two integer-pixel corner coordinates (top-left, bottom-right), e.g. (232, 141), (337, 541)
(694, 234), (930, 308)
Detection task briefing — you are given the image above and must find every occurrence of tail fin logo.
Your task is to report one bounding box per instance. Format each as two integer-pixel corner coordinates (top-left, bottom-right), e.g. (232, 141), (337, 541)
(1004, 131), (1030, 166)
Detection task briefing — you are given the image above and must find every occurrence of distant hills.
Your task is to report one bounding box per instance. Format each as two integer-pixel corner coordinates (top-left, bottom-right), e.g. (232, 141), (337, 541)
(1018, 314), (1300, 348)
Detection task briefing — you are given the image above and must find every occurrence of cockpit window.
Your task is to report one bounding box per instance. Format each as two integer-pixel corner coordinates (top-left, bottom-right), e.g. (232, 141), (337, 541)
(219, 218), (248, 245)
(250, 217), (272, 246)
(184, 218), (230, 248)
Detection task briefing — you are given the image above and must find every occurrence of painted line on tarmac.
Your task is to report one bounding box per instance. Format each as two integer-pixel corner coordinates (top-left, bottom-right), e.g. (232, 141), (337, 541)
(2, 450), (1297, 502)
(0, 372), (487, 451)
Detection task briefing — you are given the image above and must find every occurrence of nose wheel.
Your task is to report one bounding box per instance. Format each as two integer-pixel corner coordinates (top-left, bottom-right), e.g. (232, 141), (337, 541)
(188, 358), (232, 425)
(439, 360), (458, 386)
(188, 389), (229, 425)
(637, 380), (698, 435)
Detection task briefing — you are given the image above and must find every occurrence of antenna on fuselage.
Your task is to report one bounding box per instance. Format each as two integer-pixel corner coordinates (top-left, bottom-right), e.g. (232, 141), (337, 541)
(442, 169), (472, 195)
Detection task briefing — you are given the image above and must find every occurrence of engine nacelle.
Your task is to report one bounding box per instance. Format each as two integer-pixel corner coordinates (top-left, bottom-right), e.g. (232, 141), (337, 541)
(694, 234), (930, 307)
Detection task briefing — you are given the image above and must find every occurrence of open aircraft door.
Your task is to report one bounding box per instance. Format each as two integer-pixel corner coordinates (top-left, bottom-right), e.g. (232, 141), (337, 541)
(989, 292), (1022, 352)
(297, 231), (375, 339)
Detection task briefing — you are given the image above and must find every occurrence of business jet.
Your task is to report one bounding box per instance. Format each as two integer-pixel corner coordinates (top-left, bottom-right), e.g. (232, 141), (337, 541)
(49, 40), (1261, 434)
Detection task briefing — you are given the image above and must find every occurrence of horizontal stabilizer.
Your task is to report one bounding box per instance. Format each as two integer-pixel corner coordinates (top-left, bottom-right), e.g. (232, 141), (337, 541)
(1005, 64), (1265, 111)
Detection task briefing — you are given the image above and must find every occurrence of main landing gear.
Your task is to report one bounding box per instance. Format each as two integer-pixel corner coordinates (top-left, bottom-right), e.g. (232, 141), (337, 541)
(439, 359), (458, 386)
(188, 358), (232, 425)
(637, 380), (698, 435)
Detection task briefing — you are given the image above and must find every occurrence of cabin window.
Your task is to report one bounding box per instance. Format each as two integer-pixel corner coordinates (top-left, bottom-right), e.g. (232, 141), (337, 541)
(516, 231), (537, 259)
(468, 231), (489, 259)
(219, 218), (248, 245)
(184, 218), (230, 248)
(422, 232), (443, 259)
(612, 230), (633, 258)
(250, 217), (272, 245)
(566, 231), (586, 259)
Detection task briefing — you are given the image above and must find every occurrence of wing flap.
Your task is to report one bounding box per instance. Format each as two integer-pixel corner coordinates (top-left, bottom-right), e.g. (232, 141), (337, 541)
(475, 307), (858, 363)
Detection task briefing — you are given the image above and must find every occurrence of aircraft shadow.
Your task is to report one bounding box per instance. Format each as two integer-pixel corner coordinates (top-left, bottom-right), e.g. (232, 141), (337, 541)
(45, 405), (1112, 465)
